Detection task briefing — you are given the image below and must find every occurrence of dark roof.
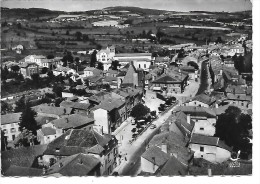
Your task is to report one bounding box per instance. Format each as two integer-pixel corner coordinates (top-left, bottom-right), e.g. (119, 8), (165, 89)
(32, 104), (72, 116)
(60, 101), (91, 111)
(20, 62), (39, 68)
(94, 98), (125, 112)
(149, 131), (193, 165)
(51, 114), (94, 130)
(1, 113), (22, 125)
(1, 145), (47, 173)
(41, 127), (56, 136)
(35, 115), (57, 126)
(115, 53), (152, 57)
(157, 156), (188, 176)
(174, 106), (216, 118)
(190, 134), (232, 152)
(152, 75), (182, 84)
(141, 146), (170, 167)
(188, 93), (216, 105)
(45, 153), (100, 176)
(44, 129), (114, 156)
(4, 165), (42, 177)
(172, 111), (195, 135)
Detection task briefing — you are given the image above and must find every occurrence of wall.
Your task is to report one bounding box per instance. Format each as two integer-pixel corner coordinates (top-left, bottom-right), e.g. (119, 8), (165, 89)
(93, 108), (109, 134)
(189, 143), (231, 163)
(184, 100), (209, 108)
(140, 157), (159, 173)
(1, 122), (20, 141)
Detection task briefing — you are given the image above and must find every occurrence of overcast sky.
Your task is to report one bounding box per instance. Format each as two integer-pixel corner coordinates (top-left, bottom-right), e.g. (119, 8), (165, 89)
(2, 0), (252, 12)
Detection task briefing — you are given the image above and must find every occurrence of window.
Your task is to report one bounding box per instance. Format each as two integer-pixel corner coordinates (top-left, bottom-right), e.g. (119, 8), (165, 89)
(200, 147), (204, 152)
(144, 64), (146, 68)
(139, 64), (141, 68)
(10, 128), (16, 133)
(200, 127), (204, 131)
(3, 129), (8, 134)
(12, 135), (15, 140)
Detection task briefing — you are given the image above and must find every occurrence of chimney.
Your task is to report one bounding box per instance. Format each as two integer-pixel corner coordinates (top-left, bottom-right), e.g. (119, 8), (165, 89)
(208, 168), (212, 177)
(161, 144), (167, 153)
(59, 163), (63, 168)
(187, 114), (191, 124)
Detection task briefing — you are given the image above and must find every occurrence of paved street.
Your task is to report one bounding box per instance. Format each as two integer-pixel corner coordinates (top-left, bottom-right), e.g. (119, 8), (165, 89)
(112, 78), (200, 176)
(196, 59), (211, 95)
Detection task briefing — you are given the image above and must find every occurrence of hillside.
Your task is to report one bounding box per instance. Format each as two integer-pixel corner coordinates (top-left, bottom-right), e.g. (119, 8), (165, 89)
(103, 6), (171, 15)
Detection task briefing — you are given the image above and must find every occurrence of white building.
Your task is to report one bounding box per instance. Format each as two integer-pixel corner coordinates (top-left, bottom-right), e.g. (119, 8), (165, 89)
(189, 134), (231, 163)
(1, 113), (22, 141)
(96, 46), (115, 71)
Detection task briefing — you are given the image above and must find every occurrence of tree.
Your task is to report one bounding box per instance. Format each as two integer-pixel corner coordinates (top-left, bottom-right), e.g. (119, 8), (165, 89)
(53, 84), (63, 97)
(14, 95), (26, 112)
(1, 101), (12, 114)
(90, 50), (97, 67)
(130, 103), (150, 120)
(41, 67), (49, 74)
(11, 65), (20, 73)
(214, 106), (252, 158)
(1, 130), (8, 151)
(215, 36), (223, 44)
(75, 31), (82, 41)
(97, 62), (104, 70)
(14, 128), (38, 147)
(19, 103), (39, 136)
(47, 54), (54, 59)
(82, 34), (89, 42)
(111, 60), (121, 70)
(31, 73), (40, 84)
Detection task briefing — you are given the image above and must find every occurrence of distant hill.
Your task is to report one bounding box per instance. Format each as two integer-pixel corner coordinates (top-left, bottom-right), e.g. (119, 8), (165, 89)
(1, 7), (65, 20)
(103, 6), (171, 15)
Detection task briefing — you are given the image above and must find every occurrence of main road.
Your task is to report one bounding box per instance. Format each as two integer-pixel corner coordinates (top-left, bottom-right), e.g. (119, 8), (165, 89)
(112, 76), (200, 176)
(196, 59), (211, 95)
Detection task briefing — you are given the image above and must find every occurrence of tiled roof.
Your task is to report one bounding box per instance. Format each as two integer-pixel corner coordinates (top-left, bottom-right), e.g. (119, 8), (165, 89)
(51, 114), (94, 130)
(190, 134), (232, 152)
(4, 165), (42, 176)
(174, 106), (216, 118)
(188, 93), (216, 105)
(84, 67), (96, 71)
(44, 129), (114, 156)
(226, 94), (251, 101)
(171, 111), (195, 134)
(103, 76), (117, 82)
(45, 153), (100, 176)
(60, 101), (91, 111)
(141, 146), (170, 167)
(1, 145), (47, 173)
(87, 75), (103, 83)
(1, 113), (21, 125)
(35, 115), (57, 126)
(112, 89), (130, 98)
(106, 69), (118, 75)
(115, 53), (152, 57)
(41, 127), (56, 136)
(20, 62), (39, 68)
(149, 131), (192, 165)
(157, 156), (188, 176)
(94, 98), (125, 112)
(122, 62), (137, 85)
(32, 104), (72, 116)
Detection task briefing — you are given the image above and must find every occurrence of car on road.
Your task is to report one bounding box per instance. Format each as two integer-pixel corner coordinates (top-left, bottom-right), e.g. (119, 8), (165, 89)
(150, 124), (156, 129)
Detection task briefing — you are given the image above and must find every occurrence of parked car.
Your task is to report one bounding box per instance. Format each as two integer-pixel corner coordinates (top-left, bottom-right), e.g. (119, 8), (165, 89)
(150, 124), (157, 129)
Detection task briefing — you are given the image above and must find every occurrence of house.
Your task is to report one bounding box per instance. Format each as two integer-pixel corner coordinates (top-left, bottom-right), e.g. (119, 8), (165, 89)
(184, 93), (216, 108)
(85, 75), (103, 86)
(225, 94), (252, 108)
(1, 144), (47, 174)
(169, 111), (195, 138)
(31, 104), (73, 118)
(114, 53), (153, 72)
(24, 55), (46, 65)
(42, 129), (118, 175)
(83, 67), (103, 77)
(105, 69), (118, 78)
(4, 165), (42, 176)
(96, 46), (115, 71)
(189, 134), (231, 163)
(37, 126), (58, 145)
(53, 66), (75, 76)
(141, 146), (170, 173)
(1, 113), (22, 141)
(93, 98), (126, 134)
(151, 70), (189, 94)
(88, 92), (112, 106)
(173, 106), (217, 136)
(118, 61), (144, 88)
(59, 101), (91, 115)
(20, 62), (39, 78)
(12, 44), (24, 54)
(44, 153), (101, 176)
(148, 131), (193, 167)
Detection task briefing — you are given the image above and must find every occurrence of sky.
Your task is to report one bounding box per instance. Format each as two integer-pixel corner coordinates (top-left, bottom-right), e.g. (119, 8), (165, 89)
(1, 0), (252, 12)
